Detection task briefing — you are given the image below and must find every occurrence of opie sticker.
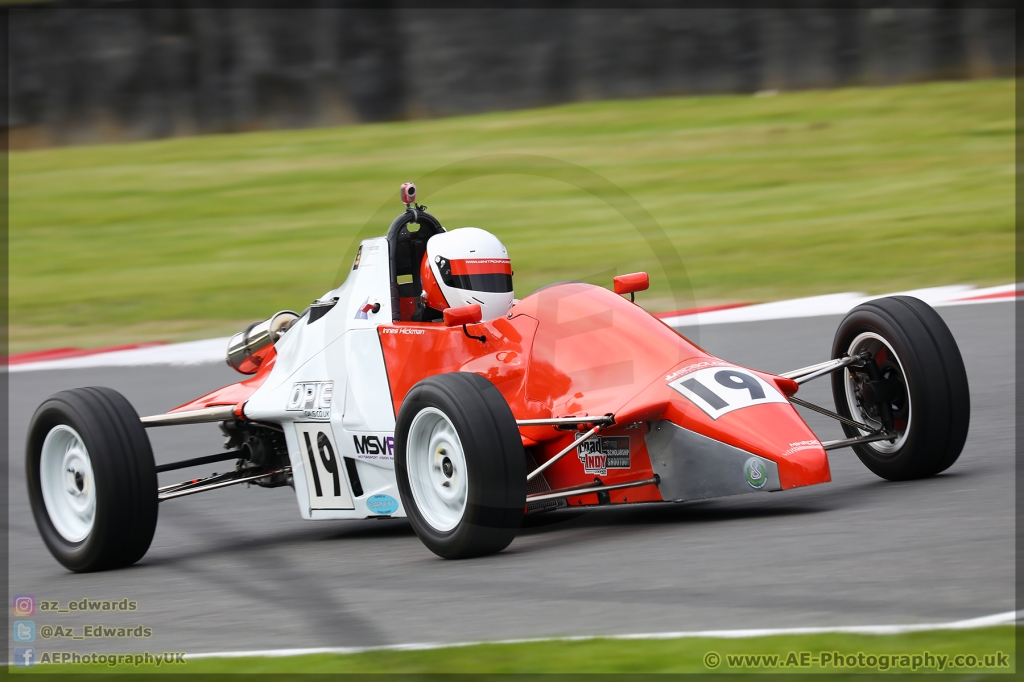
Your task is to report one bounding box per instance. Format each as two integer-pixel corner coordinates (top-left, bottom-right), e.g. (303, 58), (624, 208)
(668, 365), (787, 419)
(286, 382), (333, 420)
(576, 434), (630, 476)
(366, 494), (399, 515)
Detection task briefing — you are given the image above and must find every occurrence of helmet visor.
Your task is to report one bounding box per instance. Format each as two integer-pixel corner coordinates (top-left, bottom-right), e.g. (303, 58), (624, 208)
(436, 257), (513, 293)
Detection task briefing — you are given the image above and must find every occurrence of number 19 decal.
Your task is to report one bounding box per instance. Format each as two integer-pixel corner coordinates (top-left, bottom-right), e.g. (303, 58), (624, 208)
(668, 366), (787, 419)
(295, 423), (354, 510)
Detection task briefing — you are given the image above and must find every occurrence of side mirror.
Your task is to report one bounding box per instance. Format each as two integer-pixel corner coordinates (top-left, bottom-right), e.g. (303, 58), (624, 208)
(444, 304), (486, 343)
(443, 303), (483, 327)
(613, 272), (649, 302)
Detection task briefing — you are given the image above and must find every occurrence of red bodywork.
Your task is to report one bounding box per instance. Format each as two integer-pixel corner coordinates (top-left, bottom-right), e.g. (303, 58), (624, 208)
(379, 282), (829, 506)
(173, 282), (830, 507)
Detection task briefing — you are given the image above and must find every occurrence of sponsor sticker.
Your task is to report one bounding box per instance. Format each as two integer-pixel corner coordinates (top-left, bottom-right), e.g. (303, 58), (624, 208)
(665, 360), (732, 383)
(745, 457), (768, 489)
(366, 494), (399, 515)
(286, 381), (333, 420)
(576, 435), (631, 476)
(355, 297), (370, 320)
(352, 434), (395, 461)
(667, 365), (788, 419)
(353, 244), (379, 271)
(782, 440), (823, 456)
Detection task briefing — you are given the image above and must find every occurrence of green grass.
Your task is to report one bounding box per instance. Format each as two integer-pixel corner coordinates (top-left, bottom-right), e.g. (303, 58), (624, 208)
(9, 79), (1014, 353)
(16, 626), (1015, 674)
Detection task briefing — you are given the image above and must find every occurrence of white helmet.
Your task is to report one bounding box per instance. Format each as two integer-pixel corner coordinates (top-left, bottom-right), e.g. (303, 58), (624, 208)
(420, 228), (513, 322)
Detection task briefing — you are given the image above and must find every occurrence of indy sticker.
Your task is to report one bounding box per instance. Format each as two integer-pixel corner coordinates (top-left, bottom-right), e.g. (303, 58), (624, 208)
(576, 435), (630, 476)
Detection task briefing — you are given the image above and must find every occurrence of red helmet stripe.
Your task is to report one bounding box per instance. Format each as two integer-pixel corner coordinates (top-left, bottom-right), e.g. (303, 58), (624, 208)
(420, 254), (449, 311)
(449, 258), (512, 276)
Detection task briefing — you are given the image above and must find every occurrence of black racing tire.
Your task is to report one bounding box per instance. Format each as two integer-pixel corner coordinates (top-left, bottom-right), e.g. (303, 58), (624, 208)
(830, 296), (969, 481)
(26, 387), (158, 572)
(395, 372), (526, 559)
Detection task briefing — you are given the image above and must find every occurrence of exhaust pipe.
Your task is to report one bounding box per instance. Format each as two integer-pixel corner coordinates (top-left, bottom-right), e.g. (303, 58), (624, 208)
(226, 310), (299, 374)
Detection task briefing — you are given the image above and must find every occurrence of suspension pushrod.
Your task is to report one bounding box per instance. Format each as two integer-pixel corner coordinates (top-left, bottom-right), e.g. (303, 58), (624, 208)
(788, 396), (881, 433)
(526, 425), (602, 482)
(155, 450), (247, 474)
(526, 476), (660, 503)
(516, 416), (614, 427)
(821, 432), (896, 451)
(141, 405), (236, 427)
(785, 355), (863, 385)
(158, 468), (291, 501)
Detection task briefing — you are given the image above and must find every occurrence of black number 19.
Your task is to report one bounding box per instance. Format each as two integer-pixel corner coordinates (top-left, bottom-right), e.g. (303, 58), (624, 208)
(682, 370), (766, 409)
(303, 431), (341, 497)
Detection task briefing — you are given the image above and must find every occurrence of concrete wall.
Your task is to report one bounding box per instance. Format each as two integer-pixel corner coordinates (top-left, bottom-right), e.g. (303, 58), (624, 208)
(8, 5), (1016, 148)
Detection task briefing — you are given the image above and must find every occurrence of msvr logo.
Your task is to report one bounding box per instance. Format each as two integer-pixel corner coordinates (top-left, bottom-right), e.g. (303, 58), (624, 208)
(353, 435), (394, 459)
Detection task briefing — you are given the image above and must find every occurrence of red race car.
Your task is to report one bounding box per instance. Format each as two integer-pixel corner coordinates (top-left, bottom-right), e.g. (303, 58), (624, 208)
(26, 183), (970, 571)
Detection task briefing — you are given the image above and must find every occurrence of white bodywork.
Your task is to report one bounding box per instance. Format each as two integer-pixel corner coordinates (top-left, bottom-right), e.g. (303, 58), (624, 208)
(244, 238), (406, 520)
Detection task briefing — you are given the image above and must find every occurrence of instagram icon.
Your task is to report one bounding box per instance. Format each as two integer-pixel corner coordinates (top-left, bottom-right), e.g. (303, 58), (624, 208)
(12, 595), (34, 617)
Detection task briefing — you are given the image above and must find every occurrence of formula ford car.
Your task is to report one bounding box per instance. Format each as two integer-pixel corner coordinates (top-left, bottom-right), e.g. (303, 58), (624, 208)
(27, 183), (970, 571)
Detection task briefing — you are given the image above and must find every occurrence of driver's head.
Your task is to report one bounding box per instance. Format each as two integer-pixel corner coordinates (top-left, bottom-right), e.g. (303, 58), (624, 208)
(420, 228), (513, 321)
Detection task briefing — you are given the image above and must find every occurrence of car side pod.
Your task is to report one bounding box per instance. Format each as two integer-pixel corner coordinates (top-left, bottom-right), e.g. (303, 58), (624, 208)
(645, 421), (783, 501)
(646, 417), (831, 502)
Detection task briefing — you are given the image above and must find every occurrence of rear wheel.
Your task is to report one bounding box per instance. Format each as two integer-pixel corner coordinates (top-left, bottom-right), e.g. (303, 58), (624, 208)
(395, 372), (525, 558)
(831, 296), (969, 480)
(27, 387), (158, 572)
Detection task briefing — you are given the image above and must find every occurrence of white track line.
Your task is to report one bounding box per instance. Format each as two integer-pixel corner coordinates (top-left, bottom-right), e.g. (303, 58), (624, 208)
(185, 610), (1020, 660)
(10, 283), (1018, 373)
(659, 283), (1019, 327)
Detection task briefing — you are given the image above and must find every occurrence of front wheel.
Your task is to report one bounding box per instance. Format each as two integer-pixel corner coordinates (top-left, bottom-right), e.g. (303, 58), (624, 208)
(831, 296), (969, 481)
(395, 372), (525, 559)
(27, 387), (158, 572)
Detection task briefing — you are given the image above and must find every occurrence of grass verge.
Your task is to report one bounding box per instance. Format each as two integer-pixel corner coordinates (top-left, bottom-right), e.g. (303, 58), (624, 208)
(10, 79), (1013, 352)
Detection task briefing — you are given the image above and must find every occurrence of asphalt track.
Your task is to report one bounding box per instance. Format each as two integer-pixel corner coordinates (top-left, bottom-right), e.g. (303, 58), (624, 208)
(7, 303), (1014, 655)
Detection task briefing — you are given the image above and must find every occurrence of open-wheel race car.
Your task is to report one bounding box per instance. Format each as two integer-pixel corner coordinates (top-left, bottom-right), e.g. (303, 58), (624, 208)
(27, 183), (970, 571)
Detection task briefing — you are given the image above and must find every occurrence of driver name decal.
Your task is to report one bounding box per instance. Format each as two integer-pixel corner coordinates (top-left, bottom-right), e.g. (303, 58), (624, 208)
(668, 365), (787, 419)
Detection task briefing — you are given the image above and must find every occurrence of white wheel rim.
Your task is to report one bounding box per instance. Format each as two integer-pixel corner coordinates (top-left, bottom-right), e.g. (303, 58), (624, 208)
(40, 425), (96, 543)
(843, 332), (913, 455)
(406, 407), (468, 532)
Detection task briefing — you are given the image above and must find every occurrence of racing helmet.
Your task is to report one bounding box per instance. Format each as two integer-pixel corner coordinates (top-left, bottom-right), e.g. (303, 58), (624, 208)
(420, 228), (513, 321)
